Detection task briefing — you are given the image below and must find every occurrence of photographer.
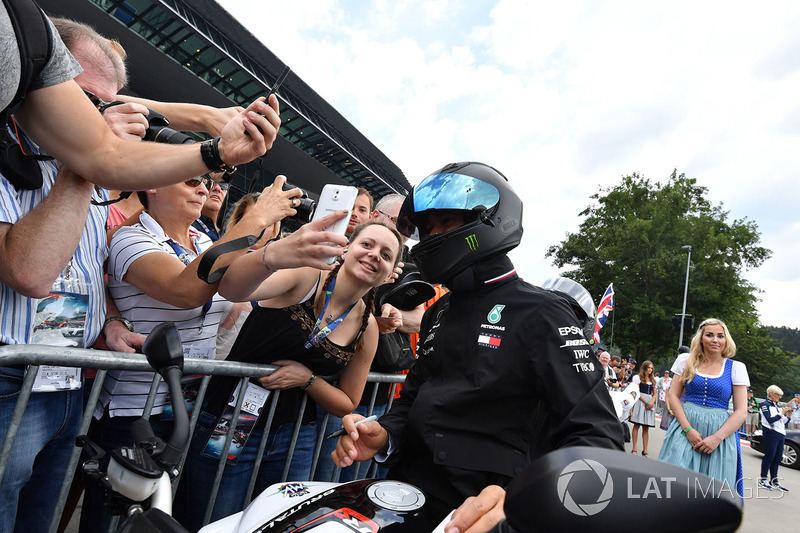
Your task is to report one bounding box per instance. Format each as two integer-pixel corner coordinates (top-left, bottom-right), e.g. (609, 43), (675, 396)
(598, 349), (620, 390)
(2, 2), (277, 191)
(0, 15), (274, 530)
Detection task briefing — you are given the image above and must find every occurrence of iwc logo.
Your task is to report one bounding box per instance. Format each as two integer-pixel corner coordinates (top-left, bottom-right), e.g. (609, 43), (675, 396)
(487, 304), (505, 324)
(557, 459), (613, 516)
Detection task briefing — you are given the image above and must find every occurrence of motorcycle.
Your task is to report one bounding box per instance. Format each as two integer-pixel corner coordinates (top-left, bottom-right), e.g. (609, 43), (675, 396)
(79, 323), (742, 533)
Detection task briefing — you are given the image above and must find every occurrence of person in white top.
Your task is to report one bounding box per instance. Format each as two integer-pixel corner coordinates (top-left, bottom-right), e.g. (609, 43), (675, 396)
(657, 318), (750, 497)
(789, 392), (800, 430)
(657, 370), (671, 414)
(758, 385), (792, 492)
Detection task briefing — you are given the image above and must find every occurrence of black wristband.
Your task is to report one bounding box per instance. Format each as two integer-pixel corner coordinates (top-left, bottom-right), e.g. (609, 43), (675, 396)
(200, 137), (236, 173)
(301, 373), (317, 391)
(200, 138), (221, 172)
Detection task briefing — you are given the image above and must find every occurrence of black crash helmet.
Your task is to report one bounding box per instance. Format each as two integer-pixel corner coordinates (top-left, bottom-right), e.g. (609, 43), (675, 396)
(397, 162), (523, 284)
(540, 277), (597, 342)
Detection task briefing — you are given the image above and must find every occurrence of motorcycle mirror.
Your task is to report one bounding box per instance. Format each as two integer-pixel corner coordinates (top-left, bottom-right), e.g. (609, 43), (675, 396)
(141, 322), (184, 376)
(500, 447), (742, 533)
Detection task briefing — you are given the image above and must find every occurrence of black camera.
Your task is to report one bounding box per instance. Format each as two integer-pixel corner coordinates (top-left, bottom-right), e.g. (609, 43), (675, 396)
(282, 182), (315, 223)
(143, 109), (196, 145)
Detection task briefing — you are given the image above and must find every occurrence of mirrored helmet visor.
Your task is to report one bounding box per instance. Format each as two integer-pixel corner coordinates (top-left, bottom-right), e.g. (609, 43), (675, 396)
(398, 173), (501, 237)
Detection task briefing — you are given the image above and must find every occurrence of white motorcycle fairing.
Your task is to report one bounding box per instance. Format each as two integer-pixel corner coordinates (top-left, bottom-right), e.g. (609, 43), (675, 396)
(199, 478), (441, 533)
(608, 382), (641, 421)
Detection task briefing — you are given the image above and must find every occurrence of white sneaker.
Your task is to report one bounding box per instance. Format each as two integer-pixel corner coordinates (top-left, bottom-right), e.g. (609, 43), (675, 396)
(758, 479), (773, 490)
(771, 481), (789, 493)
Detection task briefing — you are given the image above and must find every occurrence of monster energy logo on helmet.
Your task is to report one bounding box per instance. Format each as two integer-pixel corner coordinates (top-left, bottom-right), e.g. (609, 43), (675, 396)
(465, 234), (479, 251)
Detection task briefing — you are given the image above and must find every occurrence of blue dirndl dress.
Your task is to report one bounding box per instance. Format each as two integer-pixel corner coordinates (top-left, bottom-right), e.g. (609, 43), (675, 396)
(658, 358), (743, 497)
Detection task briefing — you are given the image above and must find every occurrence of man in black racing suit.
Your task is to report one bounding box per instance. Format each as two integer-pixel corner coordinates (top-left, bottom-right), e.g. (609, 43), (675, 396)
(331, 162), (623, 522)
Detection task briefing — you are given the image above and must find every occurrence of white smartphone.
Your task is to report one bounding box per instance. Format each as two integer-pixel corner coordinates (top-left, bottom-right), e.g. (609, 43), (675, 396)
(310, 184), (359, 264)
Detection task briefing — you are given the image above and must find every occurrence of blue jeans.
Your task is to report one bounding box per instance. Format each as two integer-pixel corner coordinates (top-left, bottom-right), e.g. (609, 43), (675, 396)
(0, 367), (82, 533)
(313, 403), (388, 483)
(760, 427), (786, 482)
(178, 411), (316, 531)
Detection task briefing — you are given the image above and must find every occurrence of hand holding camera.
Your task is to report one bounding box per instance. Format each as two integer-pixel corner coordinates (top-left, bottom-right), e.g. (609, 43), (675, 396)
(101, 101), (150, 141)
(245, 175), (305, 232)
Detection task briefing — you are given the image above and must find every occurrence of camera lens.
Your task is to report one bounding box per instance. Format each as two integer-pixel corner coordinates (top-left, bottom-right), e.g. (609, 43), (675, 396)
(142, 108), (195, 145)
(282, 182), (315, 223)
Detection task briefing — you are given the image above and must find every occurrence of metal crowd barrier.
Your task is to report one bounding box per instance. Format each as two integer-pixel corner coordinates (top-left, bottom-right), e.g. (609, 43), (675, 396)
(0, 344), (406, 532)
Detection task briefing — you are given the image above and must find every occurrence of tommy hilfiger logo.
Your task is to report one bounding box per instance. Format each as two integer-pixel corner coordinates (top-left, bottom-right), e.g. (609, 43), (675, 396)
(478, 333), (502, 349)
(465, 234), (479, 251)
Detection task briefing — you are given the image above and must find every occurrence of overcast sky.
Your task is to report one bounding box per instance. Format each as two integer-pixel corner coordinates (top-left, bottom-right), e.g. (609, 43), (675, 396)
(219, 0), (800, 328)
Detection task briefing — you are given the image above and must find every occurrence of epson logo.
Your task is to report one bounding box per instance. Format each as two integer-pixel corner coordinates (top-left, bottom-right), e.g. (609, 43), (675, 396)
(558, 326), (584, 336)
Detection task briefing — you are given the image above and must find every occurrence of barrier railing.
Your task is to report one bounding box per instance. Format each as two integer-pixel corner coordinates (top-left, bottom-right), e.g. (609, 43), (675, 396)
(0, 344), (405, 532)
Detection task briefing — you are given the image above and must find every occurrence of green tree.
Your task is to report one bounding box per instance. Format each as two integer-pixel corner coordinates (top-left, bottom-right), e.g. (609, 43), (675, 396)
(546, 170), (772, 369)
(765, 326), (800, 355)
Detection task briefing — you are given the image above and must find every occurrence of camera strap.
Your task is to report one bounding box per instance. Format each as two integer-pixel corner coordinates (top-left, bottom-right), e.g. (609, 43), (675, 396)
(196, 229), (266, 284)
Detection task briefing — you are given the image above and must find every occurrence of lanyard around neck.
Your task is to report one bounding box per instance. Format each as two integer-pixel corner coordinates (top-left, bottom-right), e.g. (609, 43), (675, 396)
(166, 239), (213, 332)
(304, 276), (357, 349)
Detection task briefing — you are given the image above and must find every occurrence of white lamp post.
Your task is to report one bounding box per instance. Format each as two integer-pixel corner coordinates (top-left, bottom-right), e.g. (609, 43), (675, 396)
(677, 245), (692, 349)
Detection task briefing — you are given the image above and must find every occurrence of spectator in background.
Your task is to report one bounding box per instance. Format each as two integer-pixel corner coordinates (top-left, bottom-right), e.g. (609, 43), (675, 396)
(346, 187), (373, 235)
(619, 356), (630, 384)
(746, 389), (760, 436)
(789, 392), (800, 430)
(628, 358), (638, 376)
(758, 385), (791, 492)
(610, 355), (623, 381)
(657, 370), (671, 414)
(192, 172), (230, 241)
(658, 318), (749, 497)
(630, 360), (657, 456)
(598, 349), (619, 391)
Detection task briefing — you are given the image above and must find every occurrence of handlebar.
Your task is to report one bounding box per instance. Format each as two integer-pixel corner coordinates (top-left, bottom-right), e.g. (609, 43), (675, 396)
(140, 322), (189, 471)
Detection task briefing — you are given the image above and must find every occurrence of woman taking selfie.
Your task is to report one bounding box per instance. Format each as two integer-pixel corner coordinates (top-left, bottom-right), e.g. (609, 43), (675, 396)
(179, 220), (404, 528)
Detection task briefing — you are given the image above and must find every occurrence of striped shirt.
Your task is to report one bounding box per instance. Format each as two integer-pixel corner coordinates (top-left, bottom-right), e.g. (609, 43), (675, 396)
(99, 211), (230, 417)
(0, 133), (109, 348)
